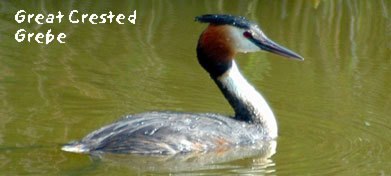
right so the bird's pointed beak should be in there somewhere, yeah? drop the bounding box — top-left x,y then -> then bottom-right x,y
251,35 -> 304,61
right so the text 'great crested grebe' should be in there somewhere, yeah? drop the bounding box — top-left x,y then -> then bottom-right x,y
62,14 -> 303,155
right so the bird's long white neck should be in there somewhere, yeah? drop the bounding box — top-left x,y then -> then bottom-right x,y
214,61 -> 277,139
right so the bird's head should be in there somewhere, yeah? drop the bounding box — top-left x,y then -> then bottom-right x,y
195,14 -> 303,77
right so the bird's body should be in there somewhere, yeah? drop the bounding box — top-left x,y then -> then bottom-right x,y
62,14 -> 303,155
62,111 -> 266,154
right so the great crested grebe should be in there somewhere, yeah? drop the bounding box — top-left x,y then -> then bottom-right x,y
62,14 -> 303,155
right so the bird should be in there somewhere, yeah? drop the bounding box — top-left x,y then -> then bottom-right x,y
61,14 -> 303,155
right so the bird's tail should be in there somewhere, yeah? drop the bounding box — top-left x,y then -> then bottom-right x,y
61,141 -> 90,153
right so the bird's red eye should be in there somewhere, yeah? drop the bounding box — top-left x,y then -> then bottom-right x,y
243,31 -> 252,38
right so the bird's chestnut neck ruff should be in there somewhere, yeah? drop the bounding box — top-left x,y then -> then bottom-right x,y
196,24 -> 235,78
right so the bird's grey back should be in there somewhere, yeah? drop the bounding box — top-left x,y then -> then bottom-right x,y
77,111 -> 266,154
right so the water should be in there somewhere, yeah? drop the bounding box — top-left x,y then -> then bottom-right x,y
0,0 -> 390,175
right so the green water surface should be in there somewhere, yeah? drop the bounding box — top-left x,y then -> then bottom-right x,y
0,0 -> 390,175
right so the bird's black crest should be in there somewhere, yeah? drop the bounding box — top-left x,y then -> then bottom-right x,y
195,14 -> 254,29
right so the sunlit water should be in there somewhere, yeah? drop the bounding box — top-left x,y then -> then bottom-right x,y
0,0 -> 390,175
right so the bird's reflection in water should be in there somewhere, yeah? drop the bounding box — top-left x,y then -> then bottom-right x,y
94,140 -> 276,174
